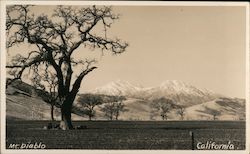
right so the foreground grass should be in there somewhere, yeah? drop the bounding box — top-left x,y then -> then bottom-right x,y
6,120 -> 245,150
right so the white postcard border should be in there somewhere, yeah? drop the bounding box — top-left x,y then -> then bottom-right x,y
0,1 -> 249,154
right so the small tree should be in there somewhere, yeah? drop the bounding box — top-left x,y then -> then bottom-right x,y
101,102 -> 115,120
113,96 -> 127,120
77,94 -> 102,120
211,110 -> 221,120
151,97 -> 175,120
205,107 -> 221,120
101,96 -> 127,120
31,71 -> 58,121
176,106 -> 185,120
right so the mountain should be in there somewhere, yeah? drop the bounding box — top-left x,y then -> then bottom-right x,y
6,79 -> 245,121
91,80 -> 143,96
87,80 -> 245,120
144,80 -> 221,107
90,80 -> 221,107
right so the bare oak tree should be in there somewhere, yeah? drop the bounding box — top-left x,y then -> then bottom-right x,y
151,97 -> 175,120
211,110 -> 221,120
35,72 -> 58,121
101,102 -> 115,120
77,94 -> 102,120
176,106 -> 185,120
113,96 -> 127,120
101,96 -> 127,120
6,5 -> 128,129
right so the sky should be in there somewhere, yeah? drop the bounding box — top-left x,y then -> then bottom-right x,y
6,5 -> 247,98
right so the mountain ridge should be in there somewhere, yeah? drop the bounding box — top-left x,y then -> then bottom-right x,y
89,80 -> 222,107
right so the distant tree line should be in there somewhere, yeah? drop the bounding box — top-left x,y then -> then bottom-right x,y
78,95 -> 187,121
150,97 -> 186,120
77,94 -> 128,121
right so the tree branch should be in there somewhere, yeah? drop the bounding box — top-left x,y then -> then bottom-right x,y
69,60 -> 97,101
64,58 -> 73,94
86,33 -> 128,54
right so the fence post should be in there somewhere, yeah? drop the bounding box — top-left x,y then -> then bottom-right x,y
189,131 -> 194,150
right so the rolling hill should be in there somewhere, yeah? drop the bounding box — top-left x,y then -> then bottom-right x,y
5,79 -> 245,121
6,80 -> 83,120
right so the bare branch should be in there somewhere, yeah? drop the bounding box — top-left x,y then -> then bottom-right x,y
86,33 -> 128,54
70,60 -> 97,96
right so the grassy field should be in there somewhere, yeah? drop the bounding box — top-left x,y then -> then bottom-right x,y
6,120 -> 245,150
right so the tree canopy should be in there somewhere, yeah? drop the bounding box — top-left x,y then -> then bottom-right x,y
77,93 -> 103,120
151,97 -> 177,120
6,5 -> 128,98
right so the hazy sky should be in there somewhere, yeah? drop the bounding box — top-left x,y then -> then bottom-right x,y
7,5 -> 247,98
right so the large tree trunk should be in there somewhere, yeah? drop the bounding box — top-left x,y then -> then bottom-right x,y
58,65 -> 97,130
60,99 -> 74,130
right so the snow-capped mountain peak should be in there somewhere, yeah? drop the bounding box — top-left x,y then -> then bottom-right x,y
89,80 -> 220,106
90,80 -> 143,96
160,80 -> 191,90
158,80 -> 209,96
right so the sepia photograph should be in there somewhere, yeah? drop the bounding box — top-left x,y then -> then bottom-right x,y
0,1 -> 249,153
